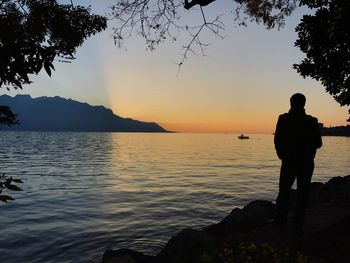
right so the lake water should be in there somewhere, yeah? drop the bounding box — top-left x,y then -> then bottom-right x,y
0,132 -> 349,262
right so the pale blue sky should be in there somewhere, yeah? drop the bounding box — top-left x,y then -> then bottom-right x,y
2,0 -> 349,132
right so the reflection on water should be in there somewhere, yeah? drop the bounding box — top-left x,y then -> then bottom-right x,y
0,132 -> 349,262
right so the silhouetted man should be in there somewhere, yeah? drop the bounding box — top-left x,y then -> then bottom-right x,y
274,93 -> 322,234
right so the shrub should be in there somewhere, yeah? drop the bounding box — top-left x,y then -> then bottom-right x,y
220,241 -> 308,263
0,173 -> 22,203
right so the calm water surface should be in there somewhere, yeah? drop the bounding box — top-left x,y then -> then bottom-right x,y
0,132 -> 349,262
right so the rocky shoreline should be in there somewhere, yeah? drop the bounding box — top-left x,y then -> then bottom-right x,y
102,175 -> 350,263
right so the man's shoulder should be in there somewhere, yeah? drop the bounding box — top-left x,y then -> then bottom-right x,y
306,114 -> 318,123
278,113 -> 289,119
277,113 -> 290,123
278,113 -> 319,125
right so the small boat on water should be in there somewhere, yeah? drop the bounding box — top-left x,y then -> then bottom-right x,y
238,134 -> 249,140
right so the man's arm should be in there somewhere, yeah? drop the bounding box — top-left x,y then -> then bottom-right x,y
308,117 -> 322,159
274,115 -> 285,159
313,117 -> 322,149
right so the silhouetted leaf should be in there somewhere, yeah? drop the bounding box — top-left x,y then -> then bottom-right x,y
5,184 -> 22,191
44,61 -> 52,77
5,177 -> 12,185
0,195 -> 15,203
0,105 -> 18,126
12,179 -> 23,183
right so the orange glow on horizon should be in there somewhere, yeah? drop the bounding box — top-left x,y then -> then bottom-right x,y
159,119 -> 277,134
155,108 -> 349,133
160,113 -> 349,133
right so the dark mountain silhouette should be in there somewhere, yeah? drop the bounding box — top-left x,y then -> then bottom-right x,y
0,95 -> 168,132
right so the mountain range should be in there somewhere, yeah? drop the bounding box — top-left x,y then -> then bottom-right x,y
0,94 -> 168,132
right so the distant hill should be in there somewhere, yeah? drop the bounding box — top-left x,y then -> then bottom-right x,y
0,95 -> 168,132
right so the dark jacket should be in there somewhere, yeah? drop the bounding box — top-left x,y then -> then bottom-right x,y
274,109 -> 322,161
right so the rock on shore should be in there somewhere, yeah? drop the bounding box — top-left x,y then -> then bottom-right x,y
102,175 -> 350,263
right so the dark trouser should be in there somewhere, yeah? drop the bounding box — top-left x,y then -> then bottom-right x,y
275,159 -> 314,229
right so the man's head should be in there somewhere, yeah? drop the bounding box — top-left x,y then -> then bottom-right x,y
290,93 -> 306,110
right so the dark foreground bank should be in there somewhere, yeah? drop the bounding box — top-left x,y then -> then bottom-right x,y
102,175 -> 350,263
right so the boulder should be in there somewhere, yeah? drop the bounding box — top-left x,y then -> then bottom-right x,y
155,228 -> 222,263
326,175 -> 350,201
102,248 -> 155,263
289,175 -> 350,208
204,200 -> 275,237
308,182 -> 331,206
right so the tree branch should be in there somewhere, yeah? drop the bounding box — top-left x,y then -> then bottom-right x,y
184,0 -> 216,10
177,7 -> 224,73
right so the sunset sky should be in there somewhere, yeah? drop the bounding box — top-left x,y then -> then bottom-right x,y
3,0 -> 349,133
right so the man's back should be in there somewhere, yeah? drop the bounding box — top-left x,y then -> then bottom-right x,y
274,111 -> 322,161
